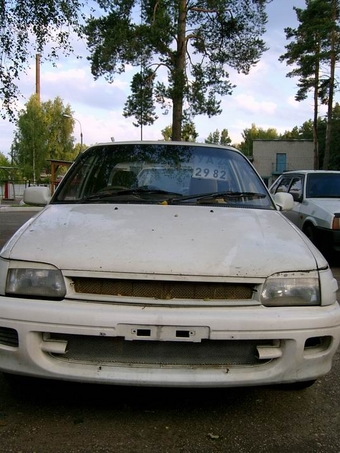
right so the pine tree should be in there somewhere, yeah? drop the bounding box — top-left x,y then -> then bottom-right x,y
1,0 -> 83,118
85,0 -> 268,140
279,0 -> 340,169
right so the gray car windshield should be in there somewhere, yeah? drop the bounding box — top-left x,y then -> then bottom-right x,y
53,143 -> 274,209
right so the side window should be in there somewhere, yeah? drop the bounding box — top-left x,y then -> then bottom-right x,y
274,177 -> 292,194
289,177 -> 303,201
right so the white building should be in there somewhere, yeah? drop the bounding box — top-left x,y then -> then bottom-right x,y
252,139 -> 314,186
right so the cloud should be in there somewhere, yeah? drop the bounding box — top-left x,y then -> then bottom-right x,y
38,64 -> 130,111
288,96 -> 299,108
0,0 -> 338,157
233,94 -> 277,115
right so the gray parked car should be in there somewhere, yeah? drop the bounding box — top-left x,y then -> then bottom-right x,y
269,170 -> 340,259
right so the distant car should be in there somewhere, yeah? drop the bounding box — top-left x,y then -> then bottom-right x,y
0,142 -> 340,390
269,170 -> 340,258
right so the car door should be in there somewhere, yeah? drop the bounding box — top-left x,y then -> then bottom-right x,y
270,174 -> 305,229
284,176 -> 305,228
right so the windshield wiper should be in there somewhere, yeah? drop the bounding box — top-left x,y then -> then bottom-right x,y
78,188 -> 182,203
116,188 -> 182,196
167,191 -> 267,204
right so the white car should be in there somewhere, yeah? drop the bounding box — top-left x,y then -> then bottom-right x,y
269,170 -> 340,259
0,142 -> 339,389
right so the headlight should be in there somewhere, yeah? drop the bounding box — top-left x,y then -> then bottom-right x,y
261,271 -> 320,306
6,268 -> 66,299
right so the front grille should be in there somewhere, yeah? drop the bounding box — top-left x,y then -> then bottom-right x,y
49,333 -> 270,366
72,278 -> 254,300
0,327 -> 19,347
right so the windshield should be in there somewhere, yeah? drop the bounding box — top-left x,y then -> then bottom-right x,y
53,143 -> 274,209
306,173 -> 340,198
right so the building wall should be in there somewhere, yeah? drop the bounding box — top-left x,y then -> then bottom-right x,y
252,140 -> 314,186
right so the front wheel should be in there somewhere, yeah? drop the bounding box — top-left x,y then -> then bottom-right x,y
303,223 -> 317,246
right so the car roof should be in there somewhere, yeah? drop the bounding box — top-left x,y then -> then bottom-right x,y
283,170 -> 340,175
88,140 -> 239,152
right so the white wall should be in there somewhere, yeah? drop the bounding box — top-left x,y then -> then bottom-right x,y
252,140 -> 314,186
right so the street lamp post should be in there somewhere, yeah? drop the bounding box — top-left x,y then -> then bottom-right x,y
33,146 -> 36,185
63,114 -> 83,151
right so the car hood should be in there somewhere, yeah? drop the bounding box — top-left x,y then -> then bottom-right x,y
1,204 -> 325,278
307,198 -> 340,214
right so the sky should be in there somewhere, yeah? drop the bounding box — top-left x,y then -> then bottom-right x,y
0,0 -> 329,158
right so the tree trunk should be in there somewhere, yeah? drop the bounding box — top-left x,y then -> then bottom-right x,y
171,0 -> 187,141
313,54 -> 319,170
323,0 -> 337,170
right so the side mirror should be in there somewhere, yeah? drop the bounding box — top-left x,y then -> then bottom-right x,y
273,192 -> 294,211
23,186 -> 51,206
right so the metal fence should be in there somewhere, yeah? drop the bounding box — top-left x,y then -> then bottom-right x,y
0,180 -> 34,201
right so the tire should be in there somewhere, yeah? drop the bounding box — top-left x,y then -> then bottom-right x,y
303,223 -> 317,246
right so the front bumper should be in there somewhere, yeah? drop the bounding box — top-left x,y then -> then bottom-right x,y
316,227 -> 340,254
0,296 -> 340,387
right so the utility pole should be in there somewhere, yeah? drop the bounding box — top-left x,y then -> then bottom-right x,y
32,53 -> 41,185
36,54 -> 41,102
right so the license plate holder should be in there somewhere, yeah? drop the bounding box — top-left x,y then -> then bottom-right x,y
116,324 -> 210,342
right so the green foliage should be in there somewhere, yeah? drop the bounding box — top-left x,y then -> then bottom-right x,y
205,129 -> 232,146
161,125 -> 172,141
123,68 -> 158,126
11,95 -> 77,182
0,152 -> 10,167
279,0 -> 337,102
280,126 -> 305,140
220,129 -> 232,146
315,103 -> 340,169
238,124 -> 280,155
1,0 -> 84,119
328,103 -> 340,168
0,153 -> 14,183
280,121 -> 316,141
85,0 -> 268,140
161,120 -> 198,142
182,121 -> 199,143
279,0 -> 340,169
73,143 -> 85,157
260,103 -> 340,169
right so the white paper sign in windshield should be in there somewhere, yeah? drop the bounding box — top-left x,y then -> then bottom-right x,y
192,155 -> 229,181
